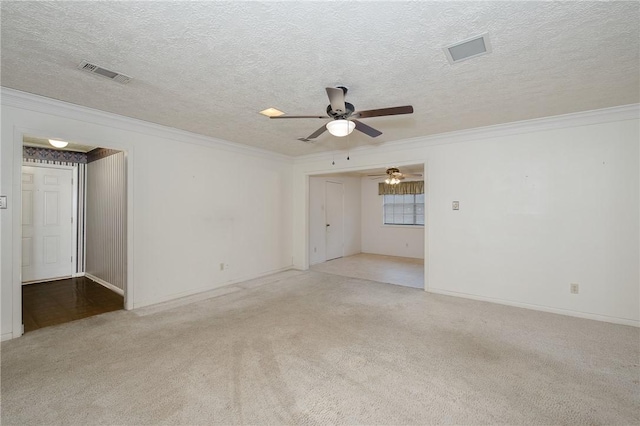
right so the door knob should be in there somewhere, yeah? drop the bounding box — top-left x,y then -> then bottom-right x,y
326,224 -> 330,227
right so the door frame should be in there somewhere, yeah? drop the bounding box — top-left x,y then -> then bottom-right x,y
11,126 -> 135,339
21,162 -> 79,284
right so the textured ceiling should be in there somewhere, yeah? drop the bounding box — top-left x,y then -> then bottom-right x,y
2,2 -> 638,157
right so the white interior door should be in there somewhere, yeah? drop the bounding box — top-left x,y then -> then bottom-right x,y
22,166 -> 74,283
325,181 -> 344,261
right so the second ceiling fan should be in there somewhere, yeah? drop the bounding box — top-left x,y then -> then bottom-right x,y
368,167 -> 423,185
271,86 -> 414,142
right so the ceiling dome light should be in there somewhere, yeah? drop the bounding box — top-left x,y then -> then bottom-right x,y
48,139 -> 68,148
326,119 -> 355,137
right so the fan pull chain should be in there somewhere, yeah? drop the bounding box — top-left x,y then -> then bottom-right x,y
346,122 -> 351,160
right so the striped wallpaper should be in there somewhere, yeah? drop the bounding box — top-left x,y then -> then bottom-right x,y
85,151 -> 127,292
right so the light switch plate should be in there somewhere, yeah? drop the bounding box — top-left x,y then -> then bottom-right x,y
0,196 -> 7,209
452,201 -> 459,210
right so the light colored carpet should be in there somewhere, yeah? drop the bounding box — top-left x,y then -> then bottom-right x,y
1,270 -> 638,425
311,253 -> 424,288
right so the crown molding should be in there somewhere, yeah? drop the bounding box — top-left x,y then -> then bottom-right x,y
1,87 -> 293,163
295,103 -> 640,164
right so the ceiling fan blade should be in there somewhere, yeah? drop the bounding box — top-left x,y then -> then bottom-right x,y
354,105 -> 414,119
298,124 -> 328,142
270,115 -> 326,119
403,173 -> 423,177
353,119 -> 382,138
326,87 -> 347,114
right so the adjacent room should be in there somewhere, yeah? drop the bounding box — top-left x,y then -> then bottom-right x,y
1,2 -> 638,425
309,165 -> 425,288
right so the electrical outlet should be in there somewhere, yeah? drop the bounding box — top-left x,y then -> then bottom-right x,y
0,196 -> 7,209
452,201 -> 460,210
314,247 -> 317,253
220,263 -> 225,271
570,283 -> 579,294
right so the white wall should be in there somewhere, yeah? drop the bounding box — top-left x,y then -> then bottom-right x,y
360,176 -> 424,259
1,89 -> 293,340
293,106 -> 640,326
309,175 -> 361,265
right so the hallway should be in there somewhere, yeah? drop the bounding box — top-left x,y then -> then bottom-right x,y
22,277 -> 123,332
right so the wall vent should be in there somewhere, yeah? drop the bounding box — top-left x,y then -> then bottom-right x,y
77,60 -> 132,84
443,33 -> 492,64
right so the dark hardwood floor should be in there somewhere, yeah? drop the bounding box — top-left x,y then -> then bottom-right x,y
22,276 -> 124,332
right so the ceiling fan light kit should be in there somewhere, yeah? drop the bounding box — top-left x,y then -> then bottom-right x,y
385,177 -> 402,185
370,167 -> 423,185
326,119 -> 355,137
270,86 -> 414,142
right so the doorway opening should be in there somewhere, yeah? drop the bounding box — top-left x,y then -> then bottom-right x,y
21,135 -> 126,332
307,164 -> 426,289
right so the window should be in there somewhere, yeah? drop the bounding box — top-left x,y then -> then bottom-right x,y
383,193 -> 424,226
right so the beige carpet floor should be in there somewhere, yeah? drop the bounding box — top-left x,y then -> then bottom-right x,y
1,270 -> 638,425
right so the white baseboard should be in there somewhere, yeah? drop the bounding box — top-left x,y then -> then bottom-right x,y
85,273 -> 125,296
133,265 -> 294,309
72,272 -> 86,278
427,287 -> 639,328
1,332 -> 14,342
22,276 -> 72,285
134,286 -> 243,317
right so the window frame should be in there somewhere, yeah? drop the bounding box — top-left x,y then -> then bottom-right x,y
382,193 -> 425,227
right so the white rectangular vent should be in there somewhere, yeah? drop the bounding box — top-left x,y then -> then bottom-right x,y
443,33 -> 492,64
77,60 -> 132,84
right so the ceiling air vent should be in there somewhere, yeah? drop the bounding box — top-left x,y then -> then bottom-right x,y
443,33 -> 492,64
77,60 -> 132,84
